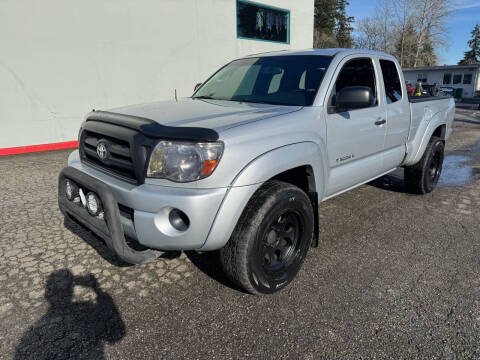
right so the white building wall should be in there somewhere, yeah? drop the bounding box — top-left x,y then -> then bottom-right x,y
403,68 -> 479,97
0,0 -> 313,148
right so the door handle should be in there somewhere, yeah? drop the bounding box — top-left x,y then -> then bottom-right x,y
375,119 -> 386,126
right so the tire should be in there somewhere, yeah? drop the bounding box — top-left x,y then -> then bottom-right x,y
404,136 -> 444,194
220,180 -> 314,294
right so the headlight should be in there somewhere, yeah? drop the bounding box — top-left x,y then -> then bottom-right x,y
146,141 -> 224,182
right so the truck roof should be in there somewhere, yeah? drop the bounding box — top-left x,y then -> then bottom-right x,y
245,48 -> 396,60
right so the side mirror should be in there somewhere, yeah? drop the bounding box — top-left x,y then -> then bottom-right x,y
194,83 -> 202,92
336,86 -> 374,112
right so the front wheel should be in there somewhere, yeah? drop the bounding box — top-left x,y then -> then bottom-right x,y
220,180 -> 314,294
404,136 -> 444,194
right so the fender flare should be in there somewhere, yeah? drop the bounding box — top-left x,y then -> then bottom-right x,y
201,142 -> 326,251
231,141 -> 325,191
403,112 -> 447,166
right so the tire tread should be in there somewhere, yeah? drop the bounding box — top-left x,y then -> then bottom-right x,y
220,180 -> 312,294
404,136 -> 443,194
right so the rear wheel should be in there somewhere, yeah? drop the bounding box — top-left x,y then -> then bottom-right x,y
404,136 -> 444,194
220,180 -> 314,294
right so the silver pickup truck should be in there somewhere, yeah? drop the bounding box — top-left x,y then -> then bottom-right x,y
59,49 -> 455,294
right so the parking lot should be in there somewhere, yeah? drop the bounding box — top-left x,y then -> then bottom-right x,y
1,106 -> 480,359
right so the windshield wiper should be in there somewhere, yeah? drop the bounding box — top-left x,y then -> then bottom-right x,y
232,98 -> 266,104
232,98 -> 285,105
192,95 -> 217,100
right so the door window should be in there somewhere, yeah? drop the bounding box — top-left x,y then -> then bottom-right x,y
329,57 -> 377,113
380,60 -> 402,104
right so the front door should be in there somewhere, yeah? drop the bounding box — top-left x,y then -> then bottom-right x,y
325,56 -> 387,196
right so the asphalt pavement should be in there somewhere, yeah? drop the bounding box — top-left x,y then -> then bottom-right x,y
1,106 -> 480,359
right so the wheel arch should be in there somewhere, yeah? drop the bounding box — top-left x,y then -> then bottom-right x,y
201,142 -> 325,251
404,112 -> 448,166
268,165 -> 319,247
231,142 -> 325,194
432,124 -> 446,140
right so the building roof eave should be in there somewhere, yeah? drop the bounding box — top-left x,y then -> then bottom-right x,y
403,64 -> 480,72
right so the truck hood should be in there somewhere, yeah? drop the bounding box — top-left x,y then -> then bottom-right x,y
109,98 -> 302,133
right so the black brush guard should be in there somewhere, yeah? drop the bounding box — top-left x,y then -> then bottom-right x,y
58,166 -> 160,264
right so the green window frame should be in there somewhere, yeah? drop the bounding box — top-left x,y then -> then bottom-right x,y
236,0 -> 290,44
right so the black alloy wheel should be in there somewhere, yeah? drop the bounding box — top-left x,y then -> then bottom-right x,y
404,136 -> 444,194
220,180 -> 314,294
257,211 -> 302,274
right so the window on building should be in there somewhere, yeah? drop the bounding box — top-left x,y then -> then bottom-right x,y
380,60 -> 402,104
463,74 -> 472,84
417,73 -> 427,83
453,74 -> 462,84
237,0 -> 290,43
443,73 -> 452,85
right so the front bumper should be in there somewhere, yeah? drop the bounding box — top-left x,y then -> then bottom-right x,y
59,167 -> 160,264
59,161 -> 227,264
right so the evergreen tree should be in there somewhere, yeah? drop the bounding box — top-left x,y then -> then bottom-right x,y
458,24 -> 480,65
394,22 -> 417,67
314,0 -> 354,48
395,27 -> 436,67
335,0 -> 354,48
418,32 -> 437,66
314,0 -> 338,48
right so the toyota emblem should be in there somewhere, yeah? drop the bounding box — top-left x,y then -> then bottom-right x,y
96,142 -> 108,160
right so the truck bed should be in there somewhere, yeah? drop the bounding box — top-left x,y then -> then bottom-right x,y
403,95 -> 455,166
408,95 -> 453,103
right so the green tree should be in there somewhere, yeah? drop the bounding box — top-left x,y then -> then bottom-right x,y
458,24 -> 480,65
417,32 -> 437,66
314,0 -> 354,48
335,0 -> 354,47
394,21 -> 417,67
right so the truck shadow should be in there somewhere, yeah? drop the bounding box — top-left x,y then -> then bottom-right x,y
14,269 -> 125,360
367,168 -> 408,194
64,215 -> 183,265
63,215 -> 132,267
185,251 -> 248,294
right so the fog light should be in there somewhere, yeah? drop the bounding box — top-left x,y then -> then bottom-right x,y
86,192 -> 102,216
168,208 -> 190,231
65,179 -> 79,201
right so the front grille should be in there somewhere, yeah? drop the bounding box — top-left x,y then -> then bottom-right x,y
78,118 -> 153,184
82,131 -> 136,181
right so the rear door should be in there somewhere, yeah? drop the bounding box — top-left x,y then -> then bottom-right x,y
324,55 -> 387,196
378,58 -> 411,171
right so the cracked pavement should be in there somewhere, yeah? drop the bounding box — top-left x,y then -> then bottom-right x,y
1,106 -> 480,359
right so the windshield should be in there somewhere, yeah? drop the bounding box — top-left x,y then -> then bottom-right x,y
192,55 -> 333,106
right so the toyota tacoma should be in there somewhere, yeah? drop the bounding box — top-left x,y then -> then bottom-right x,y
59,49 -> 455,294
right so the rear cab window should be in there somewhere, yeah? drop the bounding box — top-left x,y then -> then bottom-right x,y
379,59 -> 403,104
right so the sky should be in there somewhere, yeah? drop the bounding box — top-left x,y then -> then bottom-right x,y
347,0 -> 480,65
